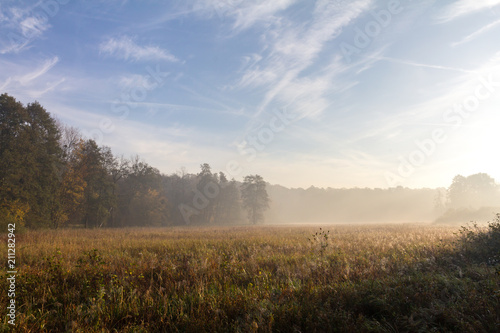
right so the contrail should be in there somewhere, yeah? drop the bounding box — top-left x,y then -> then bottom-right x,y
452,19 -> 500,47
377,56 -> 478,74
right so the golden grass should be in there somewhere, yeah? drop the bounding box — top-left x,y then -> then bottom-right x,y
1,223 -> 498,332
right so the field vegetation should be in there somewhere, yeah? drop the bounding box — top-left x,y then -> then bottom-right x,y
1,222 -> 499,332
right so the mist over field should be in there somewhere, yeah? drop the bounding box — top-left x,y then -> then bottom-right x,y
265,174 -> 500,225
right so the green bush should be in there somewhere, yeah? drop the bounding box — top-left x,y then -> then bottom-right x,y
456,213 -> 500,266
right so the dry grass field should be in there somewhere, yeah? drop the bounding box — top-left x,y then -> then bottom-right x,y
1,223 -> 499,332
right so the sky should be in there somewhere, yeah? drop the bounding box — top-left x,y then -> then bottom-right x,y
1,0 -> 500,189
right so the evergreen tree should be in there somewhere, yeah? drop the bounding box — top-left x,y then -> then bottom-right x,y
162,170 -> 196,226
241,175 -> 270,224
195,163 -> 218,224
76,140 -> 115,228
215,173 -> 243,224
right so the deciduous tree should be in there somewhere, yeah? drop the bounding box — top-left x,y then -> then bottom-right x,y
0,94 -> 63,228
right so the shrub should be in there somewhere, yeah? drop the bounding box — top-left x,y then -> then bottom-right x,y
456,213 -> 500,266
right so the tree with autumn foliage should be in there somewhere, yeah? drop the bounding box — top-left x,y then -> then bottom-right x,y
0,93 -> 258,228
115,156 -> 170,226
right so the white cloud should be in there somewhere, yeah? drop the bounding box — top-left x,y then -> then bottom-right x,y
237,0 -> 373,120
0,4 -> 51,54
270,74 -> 332,119
0,77 -> 12,91
116,74 -> 158,90
437,0 -> 500,23
194,0 -> 297,32
237,67 -> 277,88
46,103 -> 237,175
0,56 -> 62,99
230,0 -> 296,31
20,16 -> 49,39
99,36 -> 178,62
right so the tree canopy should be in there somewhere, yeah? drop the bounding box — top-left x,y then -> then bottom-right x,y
241,175 -> 270,224
0,94 -> 62,228
0,94 -> 249,228
447,173 -> 499,209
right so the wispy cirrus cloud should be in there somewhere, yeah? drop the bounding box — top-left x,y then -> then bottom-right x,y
436,0 -> 500,23
47,102 -> 236,173
0,6 -> 51,54
193,0 -> 297,32
116,73 -> 160,90
0,56 -> 63,99
19,15 -> 49,39
237,0 -> 373,120
18,56 -> 59,85
99,35 -> 178,62
228,0 -> 297,31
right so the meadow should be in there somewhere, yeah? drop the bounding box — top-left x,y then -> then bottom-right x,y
1,223 -> 499,332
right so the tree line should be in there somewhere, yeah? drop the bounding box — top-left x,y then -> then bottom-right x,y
0,94 -> 269,229
2,93 -> 497,229
434,173 -> 500,223
263,173 -> 500,224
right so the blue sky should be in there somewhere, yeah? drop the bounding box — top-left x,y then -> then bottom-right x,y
1,0 -> 500,189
